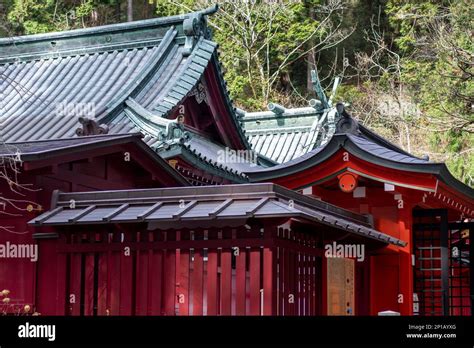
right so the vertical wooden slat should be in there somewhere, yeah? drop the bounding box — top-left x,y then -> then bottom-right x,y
249,248 -> 261,315
283,244 -> 290,315
136,242 -> 149,315
69,253 -> 82,316
120,235 -> 133,315
206,229 -> 218,315
296,233 -> 302,316
220,229 -> 232,315
56,235 -> 67,315
206,251 -> 218,315
221,247 -> 232,315
278,243 -> 285,315
263,247 -> 276,315
84,253 -> 95,316
97,251 -> 108,315
191,248 -> 204,315
109,249 -> 120,315
305,253 -> 311,316
301,252 -> 306,316
149,248 -> 163,315
146,231 -> 153,315
163,231 -> 176,316
288,230 -> 295,316
287,250 -> 293,316
312,235 -> 318,315
179,231 -> 190,316
284,229 -> 294,316
235,245 -> 246,315
174,231 -> 181,315
149,231 -> 163,315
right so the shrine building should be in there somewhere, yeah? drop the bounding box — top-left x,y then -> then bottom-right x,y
0,5 -> 472,316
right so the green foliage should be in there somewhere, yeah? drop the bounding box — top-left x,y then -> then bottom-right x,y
386,0 -> 473,185
7,0 -> 58,34
1,0 -> 472,185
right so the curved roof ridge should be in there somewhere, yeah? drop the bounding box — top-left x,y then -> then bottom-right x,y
0,5 -> 218,64
357,122 -> 425,160
0,5 -> 218,45
244,131 -> 474,200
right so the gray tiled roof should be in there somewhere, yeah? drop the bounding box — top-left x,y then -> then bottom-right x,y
242,107 -> 326,163
0,133 -> 189,184
0,5 -> 250,160
243,120 -> 474,199
0,133 -> 139,157
156,133 -> 259,182
347,133 -> 429,164
29,183 -> 406,247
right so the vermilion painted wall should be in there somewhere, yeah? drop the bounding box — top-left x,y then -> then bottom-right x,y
0,151 -> 175,315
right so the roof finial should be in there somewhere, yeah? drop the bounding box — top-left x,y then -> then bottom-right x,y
310,69 -> 329,109
267,102 -> 286,126
75,117 -> 109,136
200,4 -> 219,16
183,5 -> 217,56
310,69 -> 341,110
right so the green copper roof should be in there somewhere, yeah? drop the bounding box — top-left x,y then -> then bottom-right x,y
241,103 -> 341,163
0,4 -> 249,149
240,70 -> 343,163
0,5 -> 257,181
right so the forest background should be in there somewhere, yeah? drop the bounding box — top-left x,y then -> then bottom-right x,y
0,0 -> 472,185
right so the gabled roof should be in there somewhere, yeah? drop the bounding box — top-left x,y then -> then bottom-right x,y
156,132 -> 263,183
244,114 -> 474,201
112,102 -> 270,182
28,183 -> 406,247
0,133 -> 189,186
240,70 -> 342,163
0,133 -> 136,159
241,106 -> 324,163
0,5 -> 250,150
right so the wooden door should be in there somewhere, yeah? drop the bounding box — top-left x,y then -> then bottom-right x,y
327,258 -> 355,315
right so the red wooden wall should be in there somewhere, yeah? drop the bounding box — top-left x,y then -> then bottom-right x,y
43,226 -> 322,316
0,150 -> 178,314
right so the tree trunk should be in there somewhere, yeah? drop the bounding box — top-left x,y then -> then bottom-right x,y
115,0 -> 121,22
127,0 -> 133,22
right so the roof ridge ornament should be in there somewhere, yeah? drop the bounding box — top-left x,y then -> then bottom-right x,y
75,117 -> 109,136
267,102 -> 286,126
335,103 -> 359,135
159,115 -> 191,143
183,5 -> 217,56
187,80 -> 209,105
310,69 -> 329,110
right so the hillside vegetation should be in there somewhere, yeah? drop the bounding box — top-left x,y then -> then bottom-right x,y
1,0 -> 472,185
